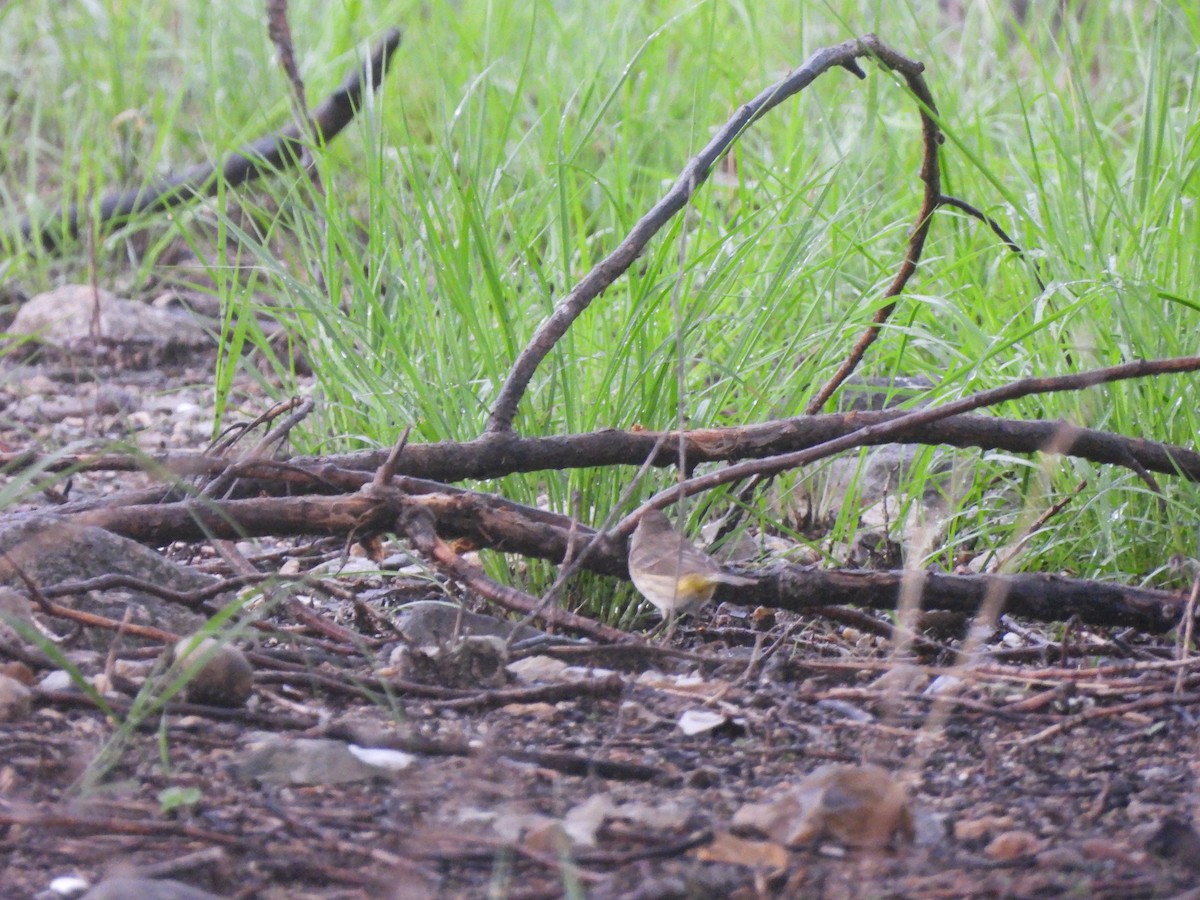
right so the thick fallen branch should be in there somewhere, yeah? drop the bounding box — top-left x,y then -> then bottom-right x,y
66,488 -> 623,571
16,28 -> 402,251
7,405 -> 1200,492
58,486 -> 1188,633
760,565 -> 1184,634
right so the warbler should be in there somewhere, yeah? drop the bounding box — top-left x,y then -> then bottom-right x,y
628,508 -> 755,622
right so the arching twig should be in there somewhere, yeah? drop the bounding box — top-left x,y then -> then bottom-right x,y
803,39 -> 943,414
485,35 -> 943,435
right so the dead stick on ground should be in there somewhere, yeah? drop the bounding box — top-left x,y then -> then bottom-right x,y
17,28 -> 401,251
0,807 -> 244,847
1175,571 -> 1200,694
7,406 -> 1200,489
1013,691 -> 1200,746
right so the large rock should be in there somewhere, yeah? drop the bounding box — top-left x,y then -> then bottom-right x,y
8,284 -> 209,360
0,517 -> 213,645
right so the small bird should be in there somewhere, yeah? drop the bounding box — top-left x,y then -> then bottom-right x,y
628,508 -> 755,625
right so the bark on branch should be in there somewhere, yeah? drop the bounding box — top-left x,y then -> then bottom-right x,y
9,407 -> 1197,491
59,487 -> 1188,634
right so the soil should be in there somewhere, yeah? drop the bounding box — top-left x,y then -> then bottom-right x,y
2,347 -> 1199,900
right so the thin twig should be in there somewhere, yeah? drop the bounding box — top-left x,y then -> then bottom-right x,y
937,193 -> 1047,291
989,478 -> 1088,573
626,356 -> 1200,530
373,426 -> 413,490
393,501 -> 630,643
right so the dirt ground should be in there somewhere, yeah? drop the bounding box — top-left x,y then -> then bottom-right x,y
2,348 -> 1200,899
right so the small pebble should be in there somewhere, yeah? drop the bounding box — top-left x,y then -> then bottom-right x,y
0,673 -> 33,722
171,636 -> 254,708
984,830 -> 1042,861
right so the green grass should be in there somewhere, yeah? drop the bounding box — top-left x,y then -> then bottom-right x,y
3,0 -> 1199,599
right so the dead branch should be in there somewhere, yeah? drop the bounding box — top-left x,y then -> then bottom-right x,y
266,0 -> 318,152
635,355 -> 1200,521
50,486 -> 1188,633
804,40 -> 943,414
393,500 -> 629,643
8,405 -> 1200,493
1013,691 -> 1200,746
485,34 -> 941,434
937,194 -> 1046,291
759,564 -> 1184,633
424,674 -> 625,711
0,805 -> 243,847
16,28 -> 401,251
32,572 -> 266,609
31,595 -> 180,644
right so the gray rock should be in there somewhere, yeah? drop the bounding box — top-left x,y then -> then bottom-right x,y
170,637 -> 254,708
803,443 -> 940,520
0,673 -> 32,721
0,586 -> 38,646
79,877 -> 223,900
0,518 -> 214,645
837,375 -> 934,412
8,285 -> 209,357
391,634 -> 510,689
236,736 -> 412,785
